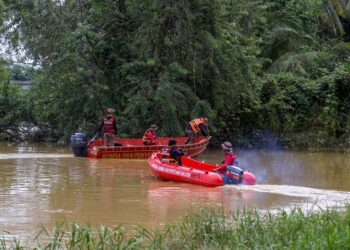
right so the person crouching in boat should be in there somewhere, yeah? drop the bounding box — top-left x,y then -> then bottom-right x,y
218,141 -> 243,184
143,124 -> 158,145
184,117 -> 209,144
162,139 -> 184,166
96,108 -> 117,147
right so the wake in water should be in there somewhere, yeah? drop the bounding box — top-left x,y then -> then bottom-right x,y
0,153 -> 73,160
229,184 -> 350,212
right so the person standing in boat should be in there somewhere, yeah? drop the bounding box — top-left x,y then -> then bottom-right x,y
96,108 -> 117,147
184,117 -> 208,144
143,124 -> 158,145
162,139 -> 184,166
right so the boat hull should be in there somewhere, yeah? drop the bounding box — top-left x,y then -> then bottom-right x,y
148,153 -> 224,187
86,136 -> 209,159
148,152 -> 256,187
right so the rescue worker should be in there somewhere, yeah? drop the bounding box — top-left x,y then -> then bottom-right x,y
218,141 -> 243,184
162,139 -> 184,166
184,117 -> 208,144
143,124 -> 158,145
221,141 -> 237,167
96,108 -> 117,147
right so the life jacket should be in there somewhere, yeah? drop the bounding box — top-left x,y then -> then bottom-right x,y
143,129 -> 156,144
189,118 -> 203,134
224,151 -> 237,166
103,117 -> 115,133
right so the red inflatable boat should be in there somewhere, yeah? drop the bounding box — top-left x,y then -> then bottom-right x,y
86,136 -> 210,159
148,152 -> 256,187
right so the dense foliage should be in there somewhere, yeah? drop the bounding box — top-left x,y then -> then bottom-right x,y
1,0 -> 350,148
0,60 -> 33,140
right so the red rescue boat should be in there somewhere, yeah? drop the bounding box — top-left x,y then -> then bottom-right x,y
86,136 -> 210,159
148,152 -> 256,187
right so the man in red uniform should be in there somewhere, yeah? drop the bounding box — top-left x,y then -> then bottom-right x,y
184,117 -> 208,144
143,124 -> 158,145
96,108 -> 117,147
217,141 -> 243,184
221,141 -> 237,167
215,141 -> 237,174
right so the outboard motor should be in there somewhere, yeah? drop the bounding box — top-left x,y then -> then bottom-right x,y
225,165 -> 244,184
70,132 -> 87,157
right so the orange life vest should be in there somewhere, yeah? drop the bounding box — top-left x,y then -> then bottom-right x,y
189,118 -> 203,134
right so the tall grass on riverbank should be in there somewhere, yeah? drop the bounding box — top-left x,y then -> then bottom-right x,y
2,206 -> 350,249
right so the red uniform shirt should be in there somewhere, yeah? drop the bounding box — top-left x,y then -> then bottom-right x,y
217,151 -> 237,174
143,129 -> 156,144
223,151 -> 237,166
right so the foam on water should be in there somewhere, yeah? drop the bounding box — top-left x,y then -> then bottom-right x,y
228,184 -> 350,212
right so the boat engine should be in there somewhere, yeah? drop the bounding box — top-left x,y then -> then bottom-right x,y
70,132 -> 87,157
225,165 -> 244,184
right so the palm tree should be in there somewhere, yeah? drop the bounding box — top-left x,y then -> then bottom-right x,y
267,51 -> 327,76
323,0 -> 350,36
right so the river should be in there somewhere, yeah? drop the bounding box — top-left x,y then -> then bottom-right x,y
1,142 -> 350,239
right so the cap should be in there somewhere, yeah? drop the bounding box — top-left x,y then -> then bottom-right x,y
150,124 -> 158,129
221,141 -> 232,150
168,139 -> 177,146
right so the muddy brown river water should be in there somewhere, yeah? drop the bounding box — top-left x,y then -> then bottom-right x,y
0,142 -> 350,238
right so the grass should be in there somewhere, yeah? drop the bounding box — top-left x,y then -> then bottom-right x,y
1,205 -> 350,249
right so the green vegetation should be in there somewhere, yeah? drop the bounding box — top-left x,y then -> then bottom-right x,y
0,0 -> 350,149
0,61 -> 33,140
2,206 -> 350,249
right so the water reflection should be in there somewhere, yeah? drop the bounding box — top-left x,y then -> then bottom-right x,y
146,182 -> 302,225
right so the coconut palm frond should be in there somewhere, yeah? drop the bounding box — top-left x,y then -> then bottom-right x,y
270,16 -> 304,32
272,25 -> 315,43
268,52 -> 328,76
264,28 -> 313,60
329,0 -> 350,19
263,14 -> 316,60
323,0 -> 350,36
324,2 -> 345,36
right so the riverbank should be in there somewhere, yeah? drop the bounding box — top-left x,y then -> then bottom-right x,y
2,206 -> 350,249
2,129 -> 350,153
